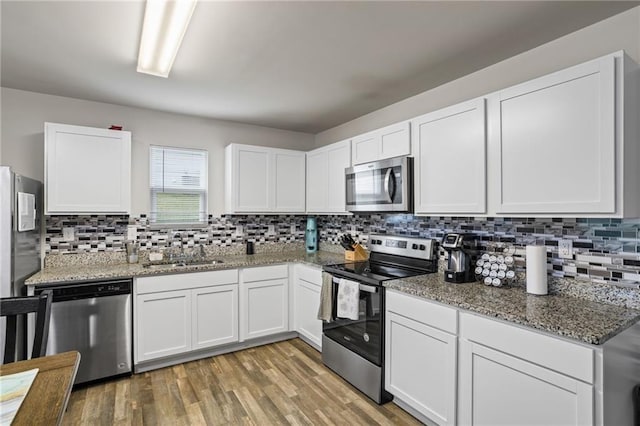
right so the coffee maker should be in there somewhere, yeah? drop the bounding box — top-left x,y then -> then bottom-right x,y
442,233 -> 477,283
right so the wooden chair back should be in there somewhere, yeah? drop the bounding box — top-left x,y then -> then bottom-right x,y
1,289 -> 53,364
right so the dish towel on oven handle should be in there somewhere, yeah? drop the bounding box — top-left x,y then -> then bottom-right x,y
337,278 -> 360,320
317,272 -> 333,322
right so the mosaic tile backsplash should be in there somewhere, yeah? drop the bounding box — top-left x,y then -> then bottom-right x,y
45,214 -> 640,289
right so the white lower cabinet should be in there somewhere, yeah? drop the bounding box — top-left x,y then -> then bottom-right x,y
459,340 -> 593,426
385,290 -> 458,426
293,264 -> 323,349
136,289 -> 192,362
240,265 -> 289,341
458,312 -> 595,426
191,284 -> 238,350
134,269 -> 239,364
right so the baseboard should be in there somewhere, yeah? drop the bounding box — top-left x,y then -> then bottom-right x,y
134,331 -> 298,373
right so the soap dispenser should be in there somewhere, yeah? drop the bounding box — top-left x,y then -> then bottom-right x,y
305,218 -> 317,253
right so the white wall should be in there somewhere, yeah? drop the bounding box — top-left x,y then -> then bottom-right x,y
315,6 -> 640,147
0,88 -> 314,216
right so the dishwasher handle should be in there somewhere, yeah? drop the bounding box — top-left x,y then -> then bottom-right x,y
35,279 -> 132,302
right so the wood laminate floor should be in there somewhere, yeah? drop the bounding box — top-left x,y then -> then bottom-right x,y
63,339 -> 422,425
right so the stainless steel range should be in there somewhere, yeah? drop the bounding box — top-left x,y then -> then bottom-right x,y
322,234 -> 437,404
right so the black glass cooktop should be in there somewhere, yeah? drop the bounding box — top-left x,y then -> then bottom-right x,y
323,260 -> 428,285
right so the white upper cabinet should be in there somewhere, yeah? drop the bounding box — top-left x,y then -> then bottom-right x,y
227,145 -> 271,212
489,51 -> 639,216
274,150 -> 306,212
44,122 -> 131,214
225,144 -> 305,214
306,139 -> 351,214
351,121 -> 410,165
412,98 -> 486,215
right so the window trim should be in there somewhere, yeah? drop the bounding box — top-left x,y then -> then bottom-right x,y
149,144 -> 209,227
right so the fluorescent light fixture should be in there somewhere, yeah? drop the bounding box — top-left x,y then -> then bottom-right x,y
137,0 -> 197,78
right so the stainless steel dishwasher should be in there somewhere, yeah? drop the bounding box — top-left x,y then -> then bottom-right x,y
35,279 -> 132,384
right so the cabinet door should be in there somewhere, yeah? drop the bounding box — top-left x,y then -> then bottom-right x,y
385,311 -> 457,425
233,145 -> 271,212
45,122 -> 131,214
136,290 -> 191,362
306,139 -> 351,213
241,278 -> 289,341
294,278 -> 322,348
306,150 -> 329,212
379,121 -> 411,160
326,140 -> 351,212
352,133 -> 380,165
413,99 -> 486,214
191,284 -> 238,350
273,150 -> 306,212
459,340 -> 594,426
495,55 -> 615,214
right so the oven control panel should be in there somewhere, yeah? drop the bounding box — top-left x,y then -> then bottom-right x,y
368,234 -> 436,260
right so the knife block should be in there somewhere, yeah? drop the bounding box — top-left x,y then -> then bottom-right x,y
345,244 -> 369,262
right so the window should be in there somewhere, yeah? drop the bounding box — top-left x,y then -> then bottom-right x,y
150,146 -> 208,225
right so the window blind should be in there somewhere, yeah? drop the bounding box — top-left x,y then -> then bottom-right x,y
149,146 -> 208,224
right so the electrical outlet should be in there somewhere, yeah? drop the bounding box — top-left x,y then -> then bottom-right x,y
350,225 -> 357,235
127,225 -> 137,241
290,224 -> 296,234
235,225 -> 244,237
62,227 -> 75,242
268,224 -> 275,235
558,239 -> 573,259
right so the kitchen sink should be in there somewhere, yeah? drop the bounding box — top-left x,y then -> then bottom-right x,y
142,259 -> 224,269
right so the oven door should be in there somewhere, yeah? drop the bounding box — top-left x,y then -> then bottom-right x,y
322,277 -> 384,366
345,156 -> 412,212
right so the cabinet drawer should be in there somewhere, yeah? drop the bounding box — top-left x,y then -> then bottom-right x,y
386,290 -> 457,335
136,269 -> 239,294
296,265 -> 322,286
243,264 -> 288,282
460,313 -> 594,383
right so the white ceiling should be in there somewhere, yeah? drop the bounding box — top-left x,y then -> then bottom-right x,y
1,1 -> 637,134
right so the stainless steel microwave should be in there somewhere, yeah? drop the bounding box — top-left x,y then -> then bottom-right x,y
345,156 -> 413,213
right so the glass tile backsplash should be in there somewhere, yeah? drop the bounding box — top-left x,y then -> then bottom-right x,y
45,214 -> 640,288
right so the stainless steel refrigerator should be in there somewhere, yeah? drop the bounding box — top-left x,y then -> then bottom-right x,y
0,166 -> 43,361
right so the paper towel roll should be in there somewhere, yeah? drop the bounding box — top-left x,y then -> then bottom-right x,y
526,245 -> 548,295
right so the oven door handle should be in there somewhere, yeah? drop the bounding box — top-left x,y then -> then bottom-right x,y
359,283 -> 378,293
331,277 -> 379,294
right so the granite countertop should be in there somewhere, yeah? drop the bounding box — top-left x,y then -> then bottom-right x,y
384,274 -> 640,345
26,250 -> 345,286
28,249 -> 640,346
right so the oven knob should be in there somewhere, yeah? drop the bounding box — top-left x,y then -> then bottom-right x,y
419,244 -> 426,250
412,244 -> 418,250
363,333 -> 370,343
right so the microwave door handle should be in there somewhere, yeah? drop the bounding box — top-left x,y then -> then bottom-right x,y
383,168 -> 393,202
383,168 -> 396,202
